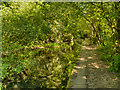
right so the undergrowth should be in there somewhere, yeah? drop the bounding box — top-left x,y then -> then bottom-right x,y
98,41 -> 120,76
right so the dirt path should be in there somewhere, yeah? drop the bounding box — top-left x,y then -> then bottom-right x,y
68,39 -> 120,89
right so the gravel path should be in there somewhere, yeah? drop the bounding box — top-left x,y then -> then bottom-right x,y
68,39 -> 120,89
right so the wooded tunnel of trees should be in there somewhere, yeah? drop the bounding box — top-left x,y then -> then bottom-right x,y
2,2 -> 120,88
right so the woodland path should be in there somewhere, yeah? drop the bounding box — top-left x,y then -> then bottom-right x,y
68,39 -> 120,89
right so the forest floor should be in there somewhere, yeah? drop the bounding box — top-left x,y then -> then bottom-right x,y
68,39 -> 120,89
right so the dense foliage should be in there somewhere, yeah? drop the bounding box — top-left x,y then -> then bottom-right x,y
2,2 -> 83,88
2,2 -> 120,89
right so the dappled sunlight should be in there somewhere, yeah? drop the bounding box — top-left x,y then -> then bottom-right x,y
88,61 -> 109,69
112,77 -> 118,81
78,57 -> 87,61
72,65 -> 86,75
69,40 -> 120,88
85,45 -> 119,88
87,56 -> 93,59
72,69 -> 78,75
69,39 -> 120,88
91,62 -> 100,68
75,65 -> 86,69
2,1 -> 120,89
82,76 -> 87,79
82,46 -> 97,50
